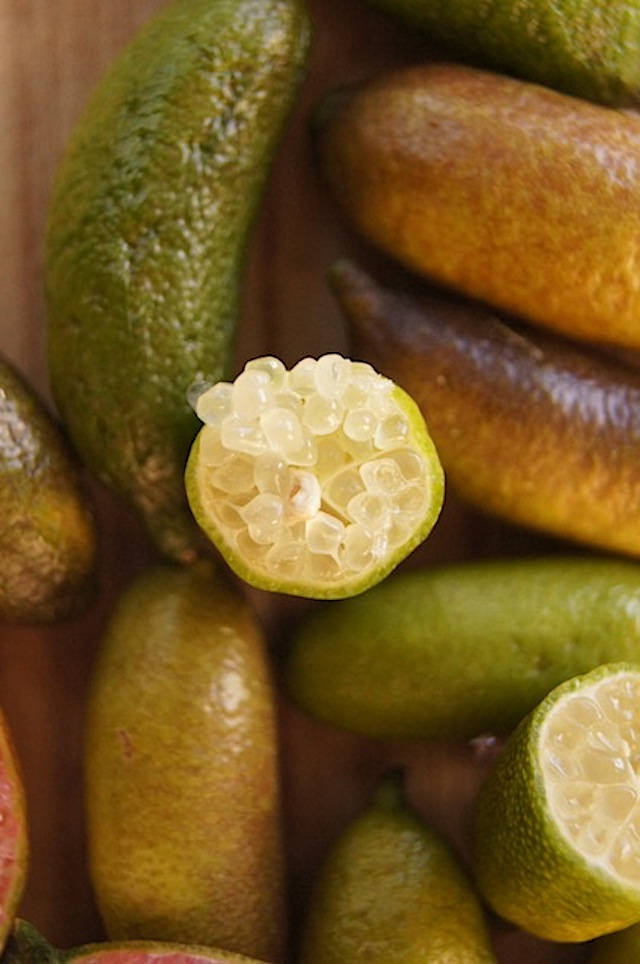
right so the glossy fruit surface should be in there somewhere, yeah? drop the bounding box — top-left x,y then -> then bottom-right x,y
363,0 -> 640,105
0,353 -> 95,622
286,555 -> 640,742
45,0 -> 311,563
185,354 -> 444,598
333,259 -> 640,558
473,664 -> 640,941
85,562 -> 285,961
473,663 -> 640,942
299,772 -> 496,962
317,63 -> 640,350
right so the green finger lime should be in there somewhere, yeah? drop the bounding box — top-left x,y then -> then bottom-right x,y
472,663 -> 640,942
184,354 -> 444,599
363,0 -> 640,106
299,772 -> 496,963
45,0 -> 311,563
285,556 -> 640,741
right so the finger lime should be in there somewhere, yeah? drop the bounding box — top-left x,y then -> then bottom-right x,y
332,259 -> 640,559
316,63 -> 640,350
286,556 -> 640,741
362,0 -> 640,106
85,562 -> 286,961
184,354 -> 444,598
299,772 -> 496,963
472,663 -> 640,941
45,0 -> 311,563
0,353 -> 95,622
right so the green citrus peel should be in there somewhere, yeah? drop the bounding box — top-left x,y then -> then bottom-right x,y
473,663 -> 640,942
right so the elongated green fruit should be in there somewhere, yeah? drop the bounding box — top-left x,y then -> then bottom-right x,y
316,64 -> 640,350
0,353 -> 95,622
363,0 -> 640,105
299,773 -> 496,963
332,259 -> 640,558
286,556 -> 640,742
85,562 -> 286,961
45,0 -> 311,563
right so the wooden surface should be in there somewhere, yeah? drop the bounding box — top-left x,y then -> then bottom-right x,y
0,0 -> 593,960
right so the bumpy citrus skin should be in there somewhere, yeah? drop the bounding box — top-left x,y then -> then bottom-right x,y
364,0 -> 640,105
299,773 -> 496,963
317,63 -> 640,350
472,664 -> 640,942
0,353 -> 95,622
45,0 -> 311,563
185,355 -> 444,599
85,563 -> 286,962
286,556 -> 640,742
333,259 -> 640,559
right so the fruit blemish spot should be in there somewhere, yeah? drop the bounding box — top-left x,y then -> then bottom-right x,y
189,354 -> 432,588
541,672 -> 640,883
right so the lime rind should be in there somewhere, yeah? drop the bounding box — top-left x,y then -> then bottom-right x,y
184,355 -> 444,599
473,663 -> 640,942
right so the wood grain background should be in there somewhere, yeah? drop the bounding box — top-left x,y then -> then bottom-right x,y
0,1 -> 591,960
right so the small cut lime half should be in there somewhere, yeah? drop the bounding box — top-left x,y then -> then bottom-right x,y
184,354 -> 444,598
473,663 -> 640,942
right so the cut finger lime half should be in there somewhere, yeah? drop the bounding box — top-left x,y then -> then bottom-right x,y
473,663 -> 640,942
184,354 -> 444,598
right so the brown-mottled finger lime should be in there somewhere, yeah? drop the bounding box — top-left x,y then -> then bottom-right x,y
333,258 -> 640,560
184,354 -> 444,598
473,663 -> 640,942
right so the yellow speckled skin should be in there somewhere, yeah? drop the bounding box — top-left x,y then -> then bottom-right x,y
299,774 -> 496,963
0,353 -> 95,622
333,259 -> 640,559
317,63 -> 640,350
85,562 -> 286,962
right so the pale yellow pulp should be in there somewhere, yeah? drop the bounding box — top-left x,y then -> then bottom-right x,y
541,672 -> 640,884
190,355 -> 432,586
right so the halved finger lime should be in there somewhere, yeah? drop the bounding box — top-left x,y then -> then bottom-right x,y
184,355 -> 444,598
472,663 -> 640,942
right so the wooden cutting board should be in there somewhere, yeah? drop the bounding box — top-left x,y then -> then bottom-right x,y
0,1 -> 590,960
